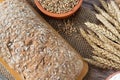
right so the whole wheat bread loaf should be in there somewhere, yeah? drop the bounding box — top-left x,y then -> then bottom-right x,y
0,0 -> 88,80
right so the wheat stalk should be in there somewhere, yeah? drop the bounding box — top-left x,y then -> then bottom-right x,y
107,0 -> 118,20
85,22 -> 120,44
81,0 -> 120,70
80,28 -> 120,57
94,4 -> 120,32
80,28 -> 95,46
92,30 -> 120,50
96,14 -> 120,38
87,28 -> 120,50
84,58 -> 109,69
80,29 -> 120,63
99,0 -> 109,12
92,45 -> 120,64
92,56 -> 120,69
109,0 -> 120,22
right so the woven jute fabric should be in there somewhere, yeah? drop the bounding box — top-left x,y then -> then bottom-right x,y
26,0 -> 117,80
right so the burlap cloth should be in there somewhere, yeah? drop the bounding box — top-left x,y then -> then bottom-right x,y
27,0 -> 117,80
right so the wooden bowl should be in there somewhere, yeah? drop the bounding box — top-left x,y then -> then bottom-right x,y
34,0 -> 83,19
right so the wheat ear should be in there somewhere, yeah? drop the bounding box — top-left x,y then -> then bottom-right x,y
94,4 -> 120,32
99,0 -> 109,12
87,29 -> 120,50
81,0 -> 120,70
87,31 -> 120,58
109,0 -> 120,22
79,28 -> 95,46
92,45 -> 120,64
92,56 -> 120,69
84,58 -> 109,69
96,14 -> 120,39
85,22 -> 120,44
81,27 -> 120,58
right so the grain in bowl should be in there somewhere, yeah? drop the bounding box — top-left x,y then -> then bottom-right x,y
38,0 -> 79,14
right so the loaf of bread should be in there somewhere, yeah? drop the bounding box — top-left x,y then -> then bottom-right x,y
0,0 -> 88,80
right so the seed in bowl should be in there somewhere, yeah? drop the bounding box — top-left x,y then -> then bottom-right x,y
38,0 -> 79,14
